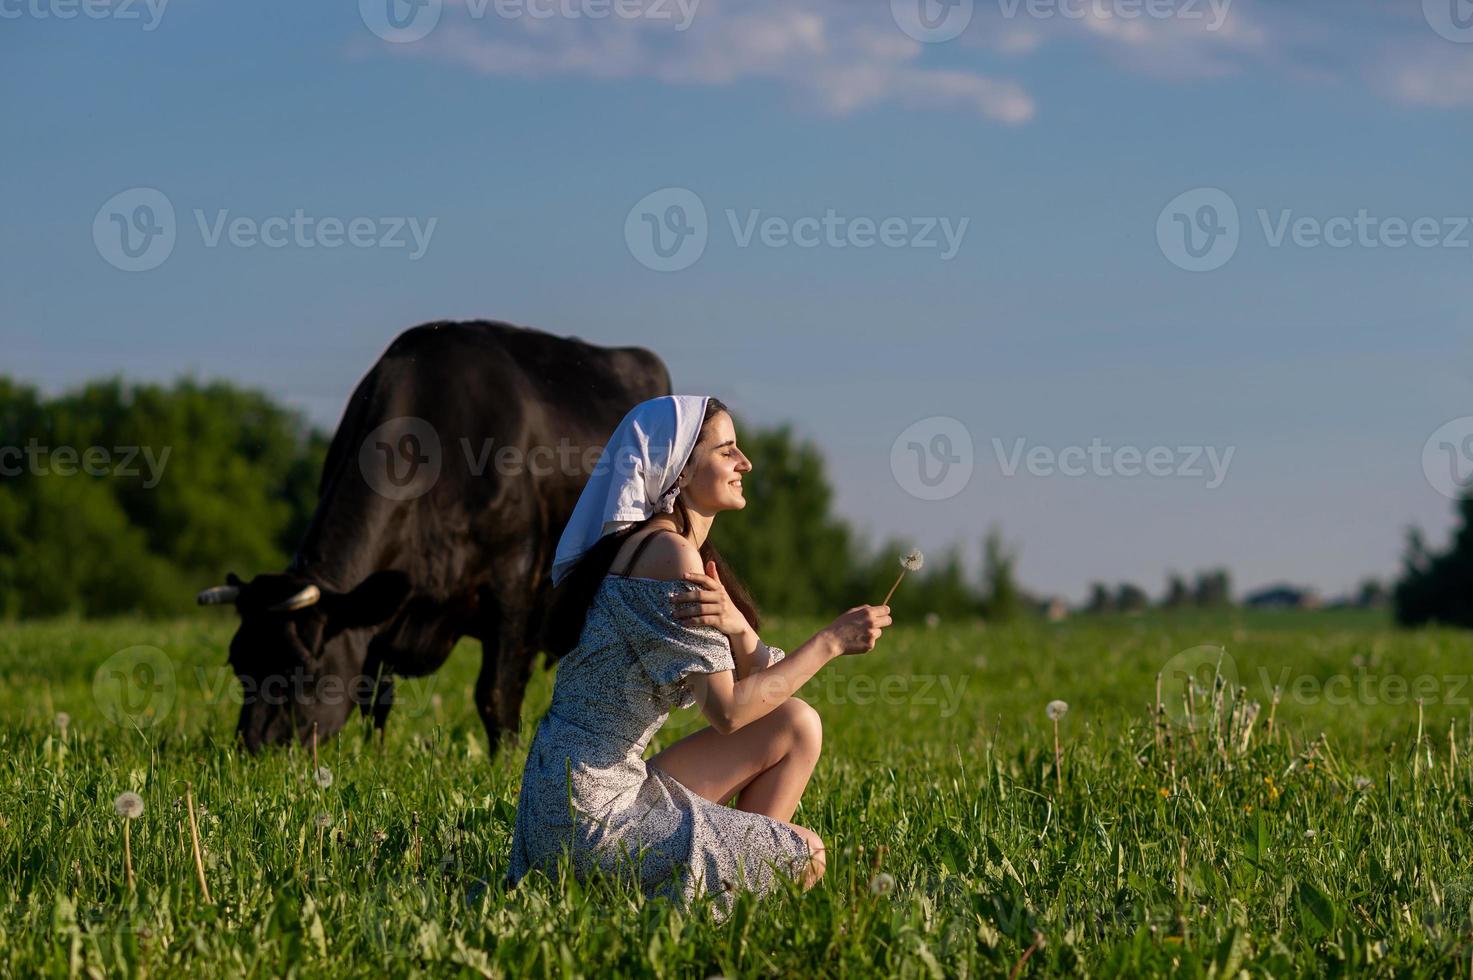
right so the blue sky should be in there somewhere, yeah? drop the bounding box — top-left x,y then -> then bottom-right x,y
4,0 -> 1473,603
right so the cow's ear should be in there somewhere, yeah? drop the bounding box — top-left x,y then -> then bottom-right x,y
333,571 -> 411,629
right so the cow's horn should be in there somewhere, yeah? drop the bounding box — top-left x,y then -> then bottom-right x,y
197,585 -> 241,606
268,584 -> 321,612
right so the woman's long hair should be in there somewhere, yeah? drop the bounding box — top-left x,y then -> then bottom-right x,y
543,397 -> 761,659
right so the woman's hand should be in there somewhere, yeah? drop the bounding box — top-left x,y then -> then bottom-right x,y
670,561 -> 750,638
825,604 -> 892,655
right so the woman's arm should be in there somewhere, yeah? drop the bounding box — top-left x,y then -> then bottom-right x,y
729,621 -> 779,680
627,531 -> 863,732
686,629 -> 843,734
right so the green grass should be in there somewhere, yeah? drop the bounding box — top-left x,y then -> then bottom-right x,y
5,608 -> 1473,977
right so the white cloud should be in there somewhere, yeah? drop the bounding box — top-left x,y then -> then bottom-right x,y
1380,42 -> 1473,109
960,0 -> 1275,80
353,0 -> 1472,121
364,0 -> 1036,123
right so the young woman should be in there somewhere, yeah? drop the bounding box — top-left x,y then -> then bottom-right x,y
504,394 -> 891,921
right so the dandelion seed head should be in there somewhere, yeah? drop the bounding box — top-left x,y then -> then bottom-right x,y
114,792 -> 144,819
313,766 -> 333,788
315,812 -> 332,830
900,549 -> 924,573
868,872 -> 895,895
1046,699 -> 1069,721
1354,776 -> 1373,792
55,712 -> 70,732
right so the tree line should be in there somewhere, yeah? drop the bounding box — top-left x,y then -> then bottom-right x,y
8,373 -> 1442,624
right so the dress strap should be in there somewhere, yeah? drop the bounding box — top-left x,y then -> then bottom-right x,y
614,529 -> 681,577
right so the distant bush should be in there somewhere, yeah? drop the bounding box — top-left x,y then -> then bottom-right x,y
1394,494 -> 1473,628
0,376 -> 326,618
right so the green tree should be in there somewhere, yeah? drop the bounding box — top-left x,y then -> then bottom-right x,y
1356,578 -> 1387,609
979,525 -> 1025,623
1395,496 -> 1473,627
1116,582 -> 1150,613
1162,572 -> 1190,608
1193,568 -> 1233,608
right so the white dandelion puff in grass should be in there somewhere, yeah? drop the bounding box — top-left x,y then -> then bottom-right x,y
114,792 -> 144,819
869,872 -> 895,896
114,791 -> 144,891
315,812 -> 332,830
313,766 -> 333,788
1046,700 -> 1069,796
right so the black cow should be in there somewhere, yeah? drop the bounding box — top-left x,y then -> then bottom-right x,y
196,319 -> 670,754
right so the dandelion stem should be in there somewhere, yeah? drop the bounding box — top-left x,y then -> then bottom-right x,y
1154,673 -> 1163,755
1176,834 -> 1189,943
1450,721 -> 1458,791
1052,718 -> 1063,797
1415,699 -> 1425,783
185,781 -> 212,904
881,570 -> 906,607
1007,932 -> 1044,980
123,820 -> 134,892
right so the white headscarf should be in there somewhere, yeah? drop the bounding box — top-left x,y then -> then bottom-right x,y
551,394 -> 711,587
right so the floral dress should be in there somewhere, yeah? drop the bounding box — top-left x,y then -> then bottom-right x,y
504,574 -> 811,921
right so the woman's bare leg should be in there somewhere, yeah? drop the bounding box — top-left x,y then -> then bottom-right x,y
645,697 -> 823,823
646,698 -> 827,887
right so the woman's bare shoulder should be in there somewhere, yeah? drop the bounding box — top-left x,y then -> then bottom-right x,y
626,529 -> 703,581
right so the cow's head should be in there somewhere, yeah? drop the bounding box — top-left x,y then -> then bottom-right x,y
197,570 -> 411,753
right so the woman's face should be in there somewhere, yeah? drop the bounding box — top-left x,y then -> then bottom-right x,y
680,411 -> 751,513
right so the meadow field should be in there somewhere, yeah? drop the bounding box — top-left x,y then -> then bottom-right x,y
4,608 -> 1472,978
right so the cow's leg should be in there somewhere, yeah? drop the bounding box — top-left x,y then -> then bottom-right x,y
474,654 -> 505,755
473,596 -> 538,757
492,637 -> 536,750
473,598 -> 510,755
354,660 -> 396,748
371,676 -> 394,747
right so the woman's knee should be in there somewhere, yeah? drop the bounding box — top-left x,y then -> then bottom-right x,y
793,825 -> 826,887
778,697 -> 823,755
